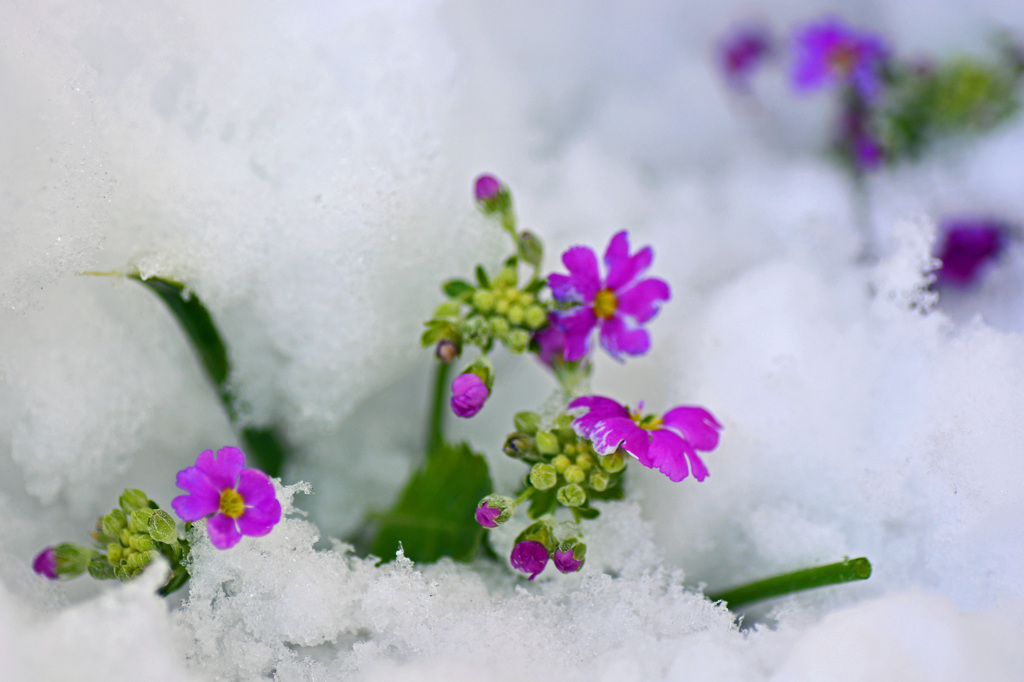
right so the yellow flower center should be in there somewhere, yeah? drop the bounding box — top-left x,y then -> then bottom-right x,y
219,488 -> 245,518
593,288 -> 618,319
630,409 -> 663,431
828,44 -> 857,76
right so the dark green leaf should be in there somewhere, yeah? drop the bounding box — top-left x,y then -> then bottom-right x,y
475,265 -> 490,289
369,441 -> 493,563
523,277 -> 547,295
527,486 -> 557,519
442,279 -> 475,299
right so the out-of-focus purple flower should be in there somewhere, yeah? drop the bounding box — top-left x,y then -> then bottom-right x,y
718,24 -> 772,88
474,174 -> 502,202
510,540 -> 549,580
548,231 -> 670,362
569,396 -> 722,483
840,106 -> 885,171
32,547 -> 58,580
172,447 -> 282,550
792,18 -> 889,99
553,547 -> 585,574
533,314 -> 566,367
936,219 -> 1007,286
451,372 -> 489,418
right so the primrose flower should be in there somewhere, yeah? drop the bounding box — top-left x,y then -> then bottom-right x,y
475,174 -> 502,202
511,540 -> 549,580
569,396 -> 722,483
718,24 -> 772,88
936,219 -> 1006,286
32,547 -> 58,580
451,372 -> 489,418
548,231 -> 670,362
172,447 -> 282,550
793,18 -> 889,99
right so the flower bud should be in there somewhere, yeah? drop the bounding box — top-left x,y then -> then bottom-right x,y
434,300 -> 463,318
32,547 -> 58,580
552,454 -> 571,473
517,230 -> 544,268
524,306 -> 547,330
472,289 -> 496,313
101,509 -> 128,538
507,329 -> 531,353
128,508 -> 154,533
575,453 -> 594,471
600,450 -> 627,473
435,339 -> 459,363
513,411 -> 540,436
510,540 -> 549,580
494,267 -> 518,289
489,316 -> 511,340
553,540 -> 586,574
107,543 -> 123,564
129,534 -> 155,552
475,495 -> 516,528
148,510 -> 178,545
530,463 -> 558,490
535,430 -> 560,456
503,433 -> 537,461
507,305 -> 525,325
119,488 -> 150,512
475,174 -> 502,203
451,372 -> 490,418
556,483 -> 586,507
563,465 -> 586,485
588,470 -> 610,491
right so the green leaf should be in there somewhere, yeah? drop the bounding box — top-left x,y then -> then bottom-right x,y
129,275 -> 289,478
442,279 -> 475,299
526,486 -> 557,519
369,441 -> 493,563
475,265 -> 490,289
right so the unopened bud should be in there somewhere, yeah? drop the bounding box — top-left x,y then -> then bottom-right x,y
119,489 -> 150,512
524,306 -> 547,330
507,305 -> 525,325
535,431 -> 560,456
556,484 -> 586,507
601,450 -> 627,473
513,411 -> 540,436
552,454 -> 572,473
102,510 -> 128,538
517,230 -> 544,268
553,540 -> 586,573
530,463 -> 558,490
128,508 -> 154,533
475,494 -> 516,528
435,339 -> 459,363
129,534 -> 155,552
472,289 -> 496,313
489,317 -> 511,340
588,470 -> 610,491
148,510 -> 178,545
507,329 -> 531,353
503,433 -> 537,460
563,465 -> 586,485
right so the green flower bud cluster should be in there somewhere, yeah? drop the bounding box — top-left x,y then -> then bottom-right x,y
47,489 -> 192,595
501,411 -> 627,522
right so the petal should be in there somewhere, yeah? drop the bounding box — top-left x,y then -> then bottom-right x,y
606,245 -> 654,291
548,273 -> 583,303
237,499 -> 282,537
687,450 -> 710,482
648,430 -> 692,482
603,230 -> 630,265
661,406 -> 723,451
553,306 -> 597,362
236,469 -> 277,507
560,246 -> 601,298
174,464 -> 220,498
599,316 -> 651,360
206,514 -> 242,549
171,488 -> 220,522
196,447 -> 245,490
568,395 -> 629,417
587,417 -> 651,464
616,277 -> 671,323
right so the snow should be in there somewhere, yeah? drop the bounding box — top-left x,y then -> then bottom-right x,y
3,0 -> 1024,680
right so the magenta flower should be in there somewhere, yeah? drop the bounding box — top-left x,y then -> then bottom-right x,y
553,548 -> 584,574
510,540 -> 549,580
548,231 -> 670,362
569,396 -> 722,483
792,18 -> 889,99
532,314 -> 567,367
451,372 -> 489,418
718,24 -> 772,88
936,219 -> 1006,286
474,174 -> 502,202
171,447 -> 282,550
32,547 -> 58,580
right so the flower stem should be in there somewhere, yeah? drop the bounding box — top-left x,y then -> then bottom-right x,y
427,360 -> 452,455
706,557 -> 872,610
514,487 -> 535,505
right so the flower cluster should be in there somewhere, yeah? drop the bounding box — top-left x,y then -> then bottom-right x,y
33,447 -> 281,594
446,175 -> 721,580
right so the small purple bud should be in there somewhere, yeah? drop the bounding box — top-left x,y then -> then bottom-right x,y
33,547 -> 59,580
510,540 -> 549,580
474,174 -> 502,202
553,548 -> 585,574
475,503 -> 501,528
718,25 -> 772,87
435,339 -> 459,364
451,372 -> 489,418
936,220 -> 1007,286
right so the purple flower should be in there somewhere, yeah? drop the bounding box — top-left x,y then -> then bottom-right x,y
548,231 -> 670,362
171,447 -> 282,550
553,548 -> 585,574
451,372 -> 489,418
840,106 -> 885,171
510,540 -> 549,580
475,501 -> 501,528
474,174 -> 502,202
32,547 -> 58,580
718,24 -> 772,88
936,219 -> 1007,286
533,314 -> 567,367
569,396 -> 722,483
793,18 -> 889,99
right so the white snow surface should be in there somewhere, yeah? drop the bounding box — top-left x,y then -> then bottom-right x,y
3,1 -> 1024,680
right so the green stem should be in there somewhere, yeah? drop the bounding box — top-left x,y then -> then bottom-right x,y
514,487 -> 535,505
427,360 -> 452,455
706,557 -> 872,610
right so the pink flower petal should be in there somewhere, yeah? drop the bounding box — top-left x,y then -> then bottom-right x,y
236,469 -> 277,507
237,501 -> 282,537
599,315 -> 650,359
568,395 -> 629,418
687,449 -> 710,482
605,245 -> 653,291
171,488 -> 220,522
662,406 -> 722,451
603,230 -> 630,265
206,513 -> 242,549
553,306 -> 597,362
196,447 -> 245,490
649,430 -> 693,482
588,416 -> 651,464
547,273 -> 582,303
560,246 -> 601,299
616,277 -> 671,323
